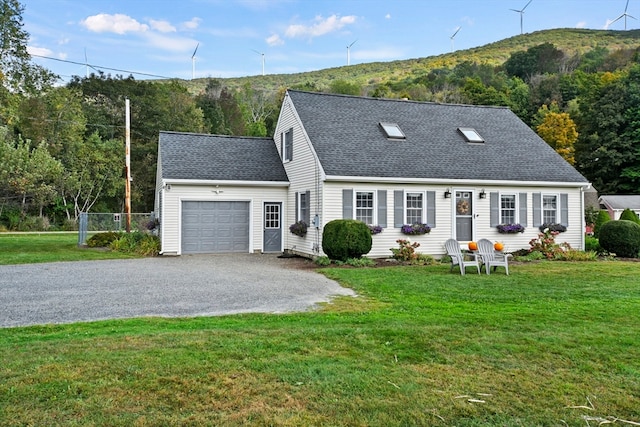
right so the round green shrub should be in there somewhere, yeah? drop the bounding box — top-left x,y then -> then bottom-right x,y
593,210 -> 611,237
322,219 -> 372,261
619,208 -> 640,225
598,220 -> 640,258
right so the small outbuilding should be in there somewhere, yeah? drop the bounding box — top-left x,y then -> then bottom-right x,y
599,195 -> 640,220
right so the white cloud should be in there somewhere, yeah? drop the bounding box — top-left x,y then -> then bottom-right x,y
27,45 -> 53,56
81,13 -> 148,34
604,19 -> 614,29
143,32 -> 198,52
576,21 -> 587,29
385,13 -> 391,19
266,34 -> 284,46
149,19 -> 176,33
182,17 -> 202,30
285,14 -> 357,38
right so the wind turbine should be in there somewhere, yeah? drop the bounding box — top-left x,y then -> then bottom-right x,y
251,49 -> 265,76
346,39 -> 357,66
611,0 -> 636,30
510,0 -> 533,35
450,27 -> 461,52
191,43 -> 199,80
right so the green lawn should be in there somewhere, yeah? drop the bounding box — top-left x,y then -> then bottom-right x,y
0,233 -> 138,264
0,235 -> 639,425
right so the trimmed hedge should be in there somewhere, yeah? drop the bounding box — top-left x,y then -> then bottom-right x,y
322,219 -> 372,261
619,208 -> 640,225
593,210 -> 611,238
598,220 -> 640,258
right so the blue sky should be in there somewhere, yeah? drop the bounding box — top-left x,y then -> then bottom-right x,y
23,0 -> 638,83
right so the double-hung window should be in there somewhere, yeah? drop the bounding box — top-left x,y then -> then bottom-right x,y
406,192 -> 424,224
282,128 -> 293,162
355,191 -> 375,225
298,191 -> 309,224
543,194 -> 558,224
500,194 -> 517,224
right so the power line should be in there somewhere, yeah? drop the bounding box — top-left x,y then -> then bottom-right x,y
31,54 -> 179,80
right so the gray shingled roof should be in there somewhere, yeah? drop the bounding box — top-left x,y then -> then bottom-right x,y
287,90 -> 589,183
599,195 -> 640,210
159,131 -> 288,182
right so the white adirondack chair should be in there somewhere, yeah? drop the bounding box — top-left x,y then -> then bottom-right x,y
444,238 -> 480,275
477,239 -> 512,275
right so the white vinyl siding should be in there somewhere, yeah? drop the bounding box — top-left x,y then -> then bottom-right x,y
158,183 -> 287,255
277,94 -> 324,255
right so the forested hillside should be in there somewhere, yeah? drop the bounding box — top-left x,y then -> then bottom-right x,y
2,0 -> 640,231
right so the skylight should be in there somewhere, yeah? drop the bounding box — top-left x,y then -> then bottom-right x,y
458,127 -> 484,143
379,122 -> 406,139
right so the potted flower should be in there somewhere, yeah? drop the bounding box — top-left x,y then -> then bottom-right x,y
496,223 -> 525,234
401,222 -> 431,235
289,220 -> 308,237
539,223 -> 567,233
368,225 -> 383,235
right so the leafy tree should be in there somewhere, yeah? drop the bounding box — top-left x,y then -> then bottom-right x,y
504,43 -> 565,80
237,83 -> 275,137
329,79 -> 361,96
0,129 -> 63,215
62,132 -> 123,219
535,104 -> 578,164
460,77 -> 508,106
69,74 -> 205,211
0,0 -> 56,94
17,86 -> 86,159
574,71 -> 635,194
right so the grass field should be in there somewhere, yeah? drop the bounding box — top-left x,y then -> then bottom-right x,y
0,233 -> 137,264
0,234 -> 639,425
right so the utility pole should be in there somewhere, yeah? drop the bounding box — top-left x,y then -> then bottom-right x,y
125,98 -> 131,233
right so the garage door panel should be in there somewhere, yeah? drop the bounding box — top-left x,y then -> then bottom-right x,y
182,201 -> 250,254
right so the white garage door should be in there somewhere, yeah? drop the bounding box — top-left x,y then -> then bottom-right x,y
181,201 -> 250,254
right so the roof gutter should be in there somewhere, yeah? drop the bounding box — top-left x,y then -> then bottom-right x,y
162,179 -> 290,187
324,175 -> 591,189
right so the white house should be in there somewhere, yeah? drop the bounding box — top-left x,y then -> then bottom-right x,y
155,90 -> 591,257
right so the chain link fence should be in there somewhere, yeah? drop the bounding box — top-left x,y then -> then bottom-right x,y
78,212 -> 155,246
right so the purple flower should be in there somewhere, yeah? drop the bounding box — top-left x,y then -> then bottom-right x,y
401,223 -> 431,235
368,225 -> 383,235
497,223 -> 525,234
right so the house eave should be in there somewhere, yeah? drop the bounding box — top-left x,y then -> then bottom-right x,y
324,175 -> 591,188
162,178 -> 290,187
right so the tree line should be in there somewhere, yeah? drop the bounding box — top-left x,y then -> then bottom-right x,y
1,0 -> 639,230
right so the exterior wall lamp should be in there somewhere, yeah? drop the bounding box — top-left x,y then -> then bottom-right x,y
444,189 -> 452,199
479,189 -> 487,199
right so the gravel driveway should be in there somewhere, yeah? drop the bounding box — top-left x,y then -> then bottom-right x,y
0,254 -> 355,328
